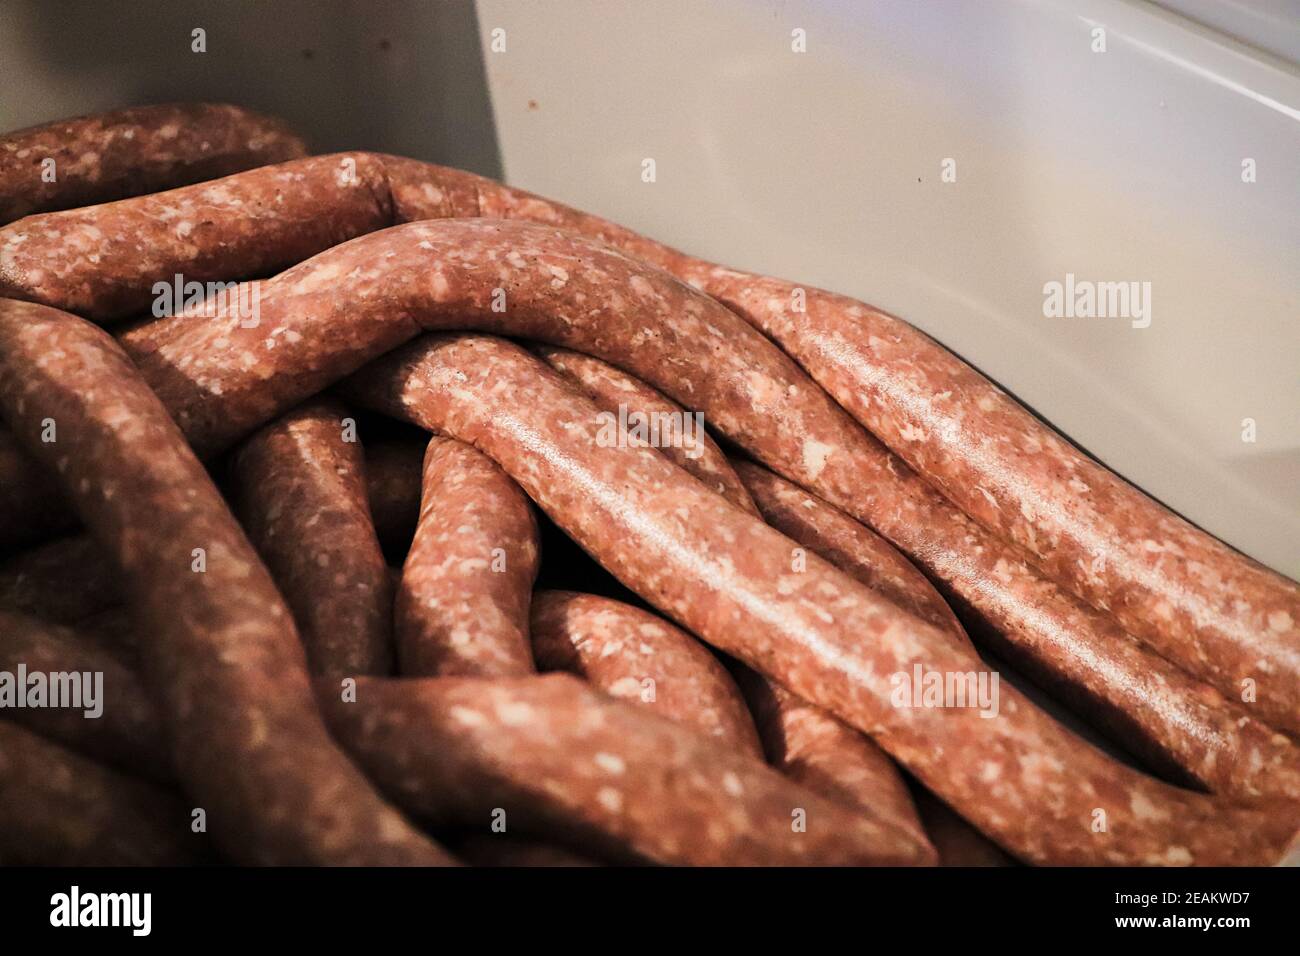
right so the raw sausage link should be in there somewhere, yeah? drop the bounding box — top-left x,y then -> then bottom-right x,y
0,153 -> 392,320
0,721 -> 202,866
0,279 -> 269,552
466,164 -> 1300,734
364,438 -> 426,557
733,458 -> 965,639
0,628 -> 899,865
0,103 -> 307,224
320,673 -> 935,866
734,667 -> 933,851
0,299 -> 452,865
115,218 -> 1295,799
534,345 -> 759,515
396,435 -> 539,677
0,436 -> 429,629
0,610 -> 168,780
737,439 -> 1300,801
729,461 -> 1013,861
683,266 -> 1300,737
530,589 -> 763,758
526,354 -> 951,852
6,151 -> 1295,727
342,332 -> 1300,865
232,397 -> 393,676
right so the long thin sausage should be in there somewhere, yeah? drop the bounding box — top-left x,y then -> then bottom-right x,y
734,458 -> 964,639
104,218 -> 1300,797
342,331 -> 1300,865
733,667 -> 931,854
0,625 -> 923,866
232,397 -> 393,676
0,299 -> 451,865
0,153 -> 392,320
396,436 -> 539,676
320,674 -> 935,866
467,164 -> 1300,735
522,367 -> 945,854
535,345 -> 759,515
0,103 -> 307,224
6,152 -> 1296,730
728,462 -> 1011,862
531,589 -> 762,758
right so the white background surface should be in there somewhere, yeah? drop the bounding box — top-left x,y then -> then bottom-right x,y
478,0 -> 1300,577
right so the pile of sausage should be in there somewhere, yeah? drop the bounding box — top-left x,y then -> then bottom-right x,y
1,104 -> 1297,867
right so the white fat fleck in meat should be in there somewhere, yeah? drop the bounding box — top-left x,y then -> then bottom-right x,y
607,676 -> 641,697
1267,610 -> 1294,633
594,752 -> 626,775
898,423 -> 927,443
1128,790 -> 1169,822
596,787 -> 624,813
801,439 -> 834,481
1162,846 -> 1193,865
495,699 -> 535,726
449,706 -> 487,727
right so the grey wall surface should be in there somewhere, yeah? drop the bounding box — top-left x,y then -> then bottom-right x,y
0,0 -> 501,176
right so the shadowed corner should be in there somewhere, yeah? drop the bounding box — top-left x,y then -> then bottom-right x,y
2,0 -> 504,179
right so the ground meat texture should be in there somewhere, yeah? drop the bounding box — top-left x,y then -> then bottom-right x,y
1,630 -> 910,866
531,590 -> 762,758
232,397 -> 393,676
677,264 -> 1300,739
14,216 -> 1294,800
0,610 -> 167,781
6,152 -> 1295,733
341,332 -> 1300,865
470,164 -> 1300,738
728,464 -> 1013,861
0,153 -> 392,321
734,667 -> 931,852
364,438 -> 426,557
395,435 -> 539,677
733,459 -> 965,639
527,356 -> 937,847
0,103 -> 307,224
0,299 -> 451,866
319,674 -> 935,866
0,721 -> 203,866
534,345 -> 759,515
